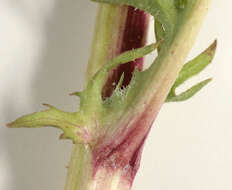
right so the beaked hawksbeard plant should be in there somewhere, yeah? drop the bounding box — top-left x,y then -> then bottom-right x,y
7,0 -> 216,190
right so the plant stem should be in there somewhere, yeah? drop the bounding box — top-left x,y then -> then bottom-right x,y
65,145 -> 132,190
86,4 -> 128,81
65,4 -> 149,190
65,145 -> 92,190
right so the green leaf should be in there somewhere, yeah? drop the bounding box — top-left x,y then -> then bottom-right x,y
115,72 -> 125,91
174,40 -> 216,89
166,40 -> 217,102
166,78 -> 212,102
7,104 -> 88,144
106,42 -> 162,71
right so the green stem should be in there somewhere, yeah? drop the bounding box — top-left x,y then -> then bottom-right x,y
65,145 -> 93,190
86,4 -> 128,81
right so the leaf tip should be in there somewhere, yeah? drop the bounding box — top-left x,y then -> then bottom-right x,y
59,133 -> 66,140
207,77 -> 213,82
42,103 -> 55,109
6,119 -> 22,128
205,40 -> 217,57
6,122 -> 13,128
59,133 -> 77,144
69,91 -> 82,97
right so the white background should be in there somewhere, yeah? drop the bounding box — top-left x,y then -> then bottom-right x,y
0,0 -> 231,190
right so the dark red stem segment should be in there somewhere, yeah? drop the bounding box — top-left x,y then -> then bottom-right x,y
102,7 -> 149,98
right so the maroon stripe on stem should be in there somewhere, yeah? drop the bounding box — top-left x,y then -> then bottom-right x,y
119,7 -> 149,86
102,6 -> 149,99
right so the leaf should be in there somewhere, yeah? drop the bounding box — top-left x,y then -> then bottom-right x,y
7,104 -> 87,144
174,40 -> 216,89
166,40 -> 217,102
106,42 -> 162,71
166,78 -> 212,102
115,72 -> 125,91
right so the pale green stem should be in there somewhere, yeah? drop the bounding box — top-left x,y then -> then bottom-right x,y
65,145 -> 92,190
86,4 -> 128,81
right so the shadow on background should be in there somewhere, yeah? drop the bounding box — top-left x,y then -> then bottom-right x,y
1,1 -> 97,189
